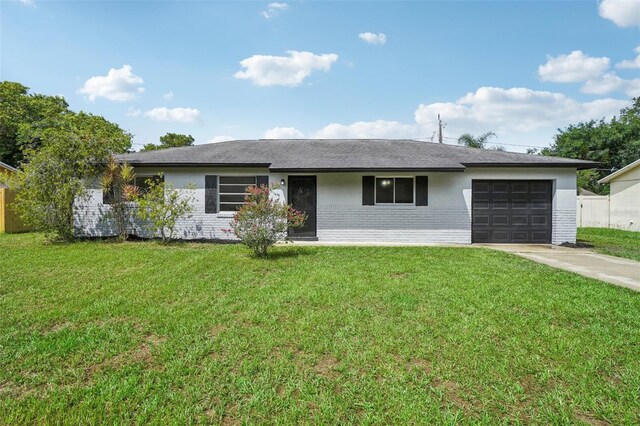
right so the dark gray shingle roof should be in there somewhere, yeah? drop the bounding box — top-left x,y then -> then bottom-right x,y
116,139 -> 598,170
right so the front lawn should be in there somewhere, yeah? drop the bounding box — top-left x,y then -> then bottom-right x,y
1,234 -> 638,424
578,227 -> 640,262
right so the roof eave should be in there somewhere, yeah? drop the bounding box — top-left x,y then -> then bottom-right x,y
598,159 -> 640,183
123,162 -> 273,168
463,162 -> 600,170
268,167 -> 466,173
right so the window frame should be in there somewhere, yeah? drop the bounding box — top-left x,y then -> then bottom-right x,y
135,175 -> 164,195
218,176 -> 257,212
374,176 -> 416,205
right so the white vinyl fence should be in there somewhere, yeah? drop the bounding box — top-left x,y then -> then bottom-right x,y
576,195 -> 610,228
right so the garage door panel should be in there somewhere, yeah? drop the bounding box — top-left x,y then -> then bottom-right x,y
472,180 -> 552,244
474,182 -> 490,193
512,215 -> 528,225
512,199 -> 528,209
493,199 -> 509,209
473,199 -> 489,209
492,215 -> 509,225
530,182 -> 548,193
492,230 -> 510,242
531,215 -> 549,226
531,231 -> 551,243
492,182 -> 509,193
512,231 -> 529,242
474,215 -> 490,225
512,182 -> 528,193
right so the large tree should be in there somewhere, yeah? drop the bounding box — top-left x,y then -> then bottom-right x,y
0,81 -> 70,167
141,133 -> 195,151
542,97 -> 640,194
8,112 -> 132,241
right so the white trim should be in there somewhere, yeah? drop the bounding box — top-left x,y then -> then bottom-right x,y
0,161 -> 17,173
598,159 -> 640,184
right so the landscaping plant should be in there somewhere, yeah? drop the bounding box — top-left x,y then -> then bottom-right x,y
101,156 -> 139,241
135,175 -> 195,243
228,184 -> 306,257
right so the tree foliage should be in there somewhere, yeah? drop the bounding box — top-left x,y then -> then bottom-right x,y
0,81 -> 70,167
542,97 -> 640,194
227,185 -> 306,257
7,112 -> 132,241
141,133 -> 195,151
457,132 -> 504,150
135,175 -> 195,243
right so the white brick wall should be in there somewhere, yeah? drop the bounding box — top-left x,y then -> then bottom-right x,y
74,166 -> 578,245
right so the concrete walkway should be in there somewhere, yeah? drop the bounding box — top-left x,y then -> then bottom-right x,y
481,244 -> 640,292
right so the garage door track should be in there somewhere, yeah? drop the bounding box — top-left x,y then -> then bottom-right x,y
481,244 -> 640,292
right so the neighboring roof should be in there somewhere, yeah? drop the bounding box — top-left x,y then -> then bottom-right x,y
578,187 -> 597,196
598,159 -> 640,184
116,139 -> 599,171
0,161 -> 18,173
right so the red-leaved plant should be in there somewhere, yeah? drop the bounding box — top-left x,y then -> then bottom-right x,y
225,184 -> 306,257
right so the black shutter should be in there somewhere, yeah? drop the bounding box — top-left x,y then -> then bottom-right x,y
362,176 -> 375,205
416,176 -> 428,206
205,175 -> 218,213
256,175 -> 269,188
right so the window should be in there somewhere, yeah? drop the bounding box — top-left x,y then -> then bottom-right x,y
375,177 -> 414,204
135,175 -> 163,194
219,176 -> 256,211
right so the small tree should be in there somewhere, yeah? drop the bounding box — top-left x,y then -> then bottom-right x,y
228,184 -> 306,257
135,175 -> 195,243
101,156 -> 139,241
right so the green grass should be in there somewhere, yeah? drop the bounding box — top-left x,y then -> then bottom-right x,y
578,227 -> 640,262
1,233 -> 639,425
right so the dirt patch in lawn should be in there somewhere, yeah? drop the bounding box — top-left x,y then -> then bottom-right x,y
85,333 -> 166,380
574,410 -> 611,426
313,355 -> 339,379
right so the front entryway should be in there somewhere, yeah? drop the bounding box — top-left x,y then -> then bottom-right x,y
288,175 -> 317,240
472,180 -> 553,243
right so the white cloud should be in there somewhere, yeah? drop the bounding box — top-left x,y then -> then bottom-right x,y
78,65 -> 144,101
208,135 -> 235,143
143,107 -> 201,123
262,2 -> 288,18
234,50 -> 339,87
263,127 -> 304,139
20,0 -> 35,6
414,87 -> 628,145
258,87 -> 627,150
599,0 -> 640,27
616,46 -> 640,69
581,73 -> 640,97
162,90 -> 174,100
126,107 -> 141,117
313,120 -> 418,139
358,32 -> 387,45
538,51 -> 610,83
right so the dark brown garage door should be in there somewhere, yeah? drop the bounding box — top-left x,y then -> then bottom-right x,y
472,180 -> 552,243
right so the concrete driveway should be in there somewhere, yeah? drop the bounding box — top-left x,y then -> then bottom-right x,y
481,244 -> 640,292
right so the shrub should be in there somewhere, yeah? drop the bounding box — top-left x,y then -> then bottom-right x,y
101,156 -> 139,241
135,175 -> 195,243
228,184 -> 306,257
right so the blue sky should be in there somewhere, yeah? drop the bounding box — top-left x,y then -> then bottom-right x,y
2,0 -> 639,152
